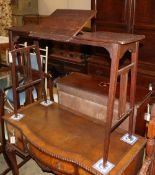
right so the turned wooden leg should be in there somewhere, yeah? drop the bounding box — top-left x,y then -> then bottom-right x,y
5,142 -> 19,175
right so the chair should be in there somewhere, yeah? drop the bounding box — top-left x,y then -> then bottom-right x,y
0,67 -> 12,175
30,45 -> 49,93
5,44 -> 49,111
4,45 -> 53,174
139,104 -> 155,175
9,44 -> 53,110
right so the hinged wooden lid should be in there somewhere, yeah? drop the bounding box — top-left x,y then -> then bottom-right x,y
9,9 -> 96,42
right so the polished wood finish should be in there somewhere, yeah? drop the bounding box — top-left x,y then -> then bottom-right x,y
7,9 -> 145,174
9,9 -> 96,44
139,104 -> 155,175
72,31 -> 145,165
8,9 -> 96,76
4,101 -> 146,175
91,0 -> 155,86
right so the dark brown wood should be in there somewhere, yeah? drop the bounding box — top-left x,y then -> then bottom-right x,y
49,42 -> 88,75
8,27 -> 144,173
8,9 -> 96,77
3,45 -> 53,174
0,67 -> 33,175
128,42 -> 139,136
139,104 -> 155,175
91,0 -> 155,87
65,31 -> 145,166
0,68 -> 13,175
7,9 -> 145,173
9,9 -> 96,43
91,0 -> 134,33
10,45 -> 49,115
118,68 -> 128,118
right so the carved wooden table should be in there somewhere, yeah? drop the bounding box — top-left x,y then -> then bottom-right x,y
4,101 -> 146,175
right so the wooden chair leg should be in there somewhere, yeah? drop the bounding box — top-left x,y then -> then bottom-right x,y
5,142 -> 19,175
3,150 -> 12,168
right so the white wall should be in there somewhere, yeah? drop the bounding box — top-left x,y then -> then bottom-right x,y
38,0 -> 68,15
38,0 -> 91,15
68,0 -> 91,10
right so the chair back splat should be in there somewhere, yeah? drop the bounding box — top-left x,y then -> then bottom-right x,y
9,45 -> 47,116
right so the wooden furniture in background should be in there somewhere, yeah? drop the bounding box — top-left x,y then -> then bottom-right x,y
23,15 -> 48,25
91,0 -> 155,87
12,1 -> 155,88
49,42 -> 88,75
12,0 -> 38,26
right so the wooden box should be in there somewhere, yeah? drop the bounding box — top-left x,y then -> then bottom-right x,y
57,72 -> 152,134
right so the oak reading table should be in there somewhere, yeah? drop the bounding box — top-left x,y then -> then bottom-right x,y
3,31 -> 146,175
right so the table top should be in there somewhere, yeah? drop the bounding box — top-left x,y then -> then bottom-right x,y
73,31 -> 145,45
4,101 -> 146,174
9,9 -> 96,42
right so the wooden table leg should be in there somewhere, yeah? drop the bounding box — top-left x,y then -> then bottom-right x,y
5,142 -> 19,175
0,90 -> 13,170
103,44 -> 120,166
